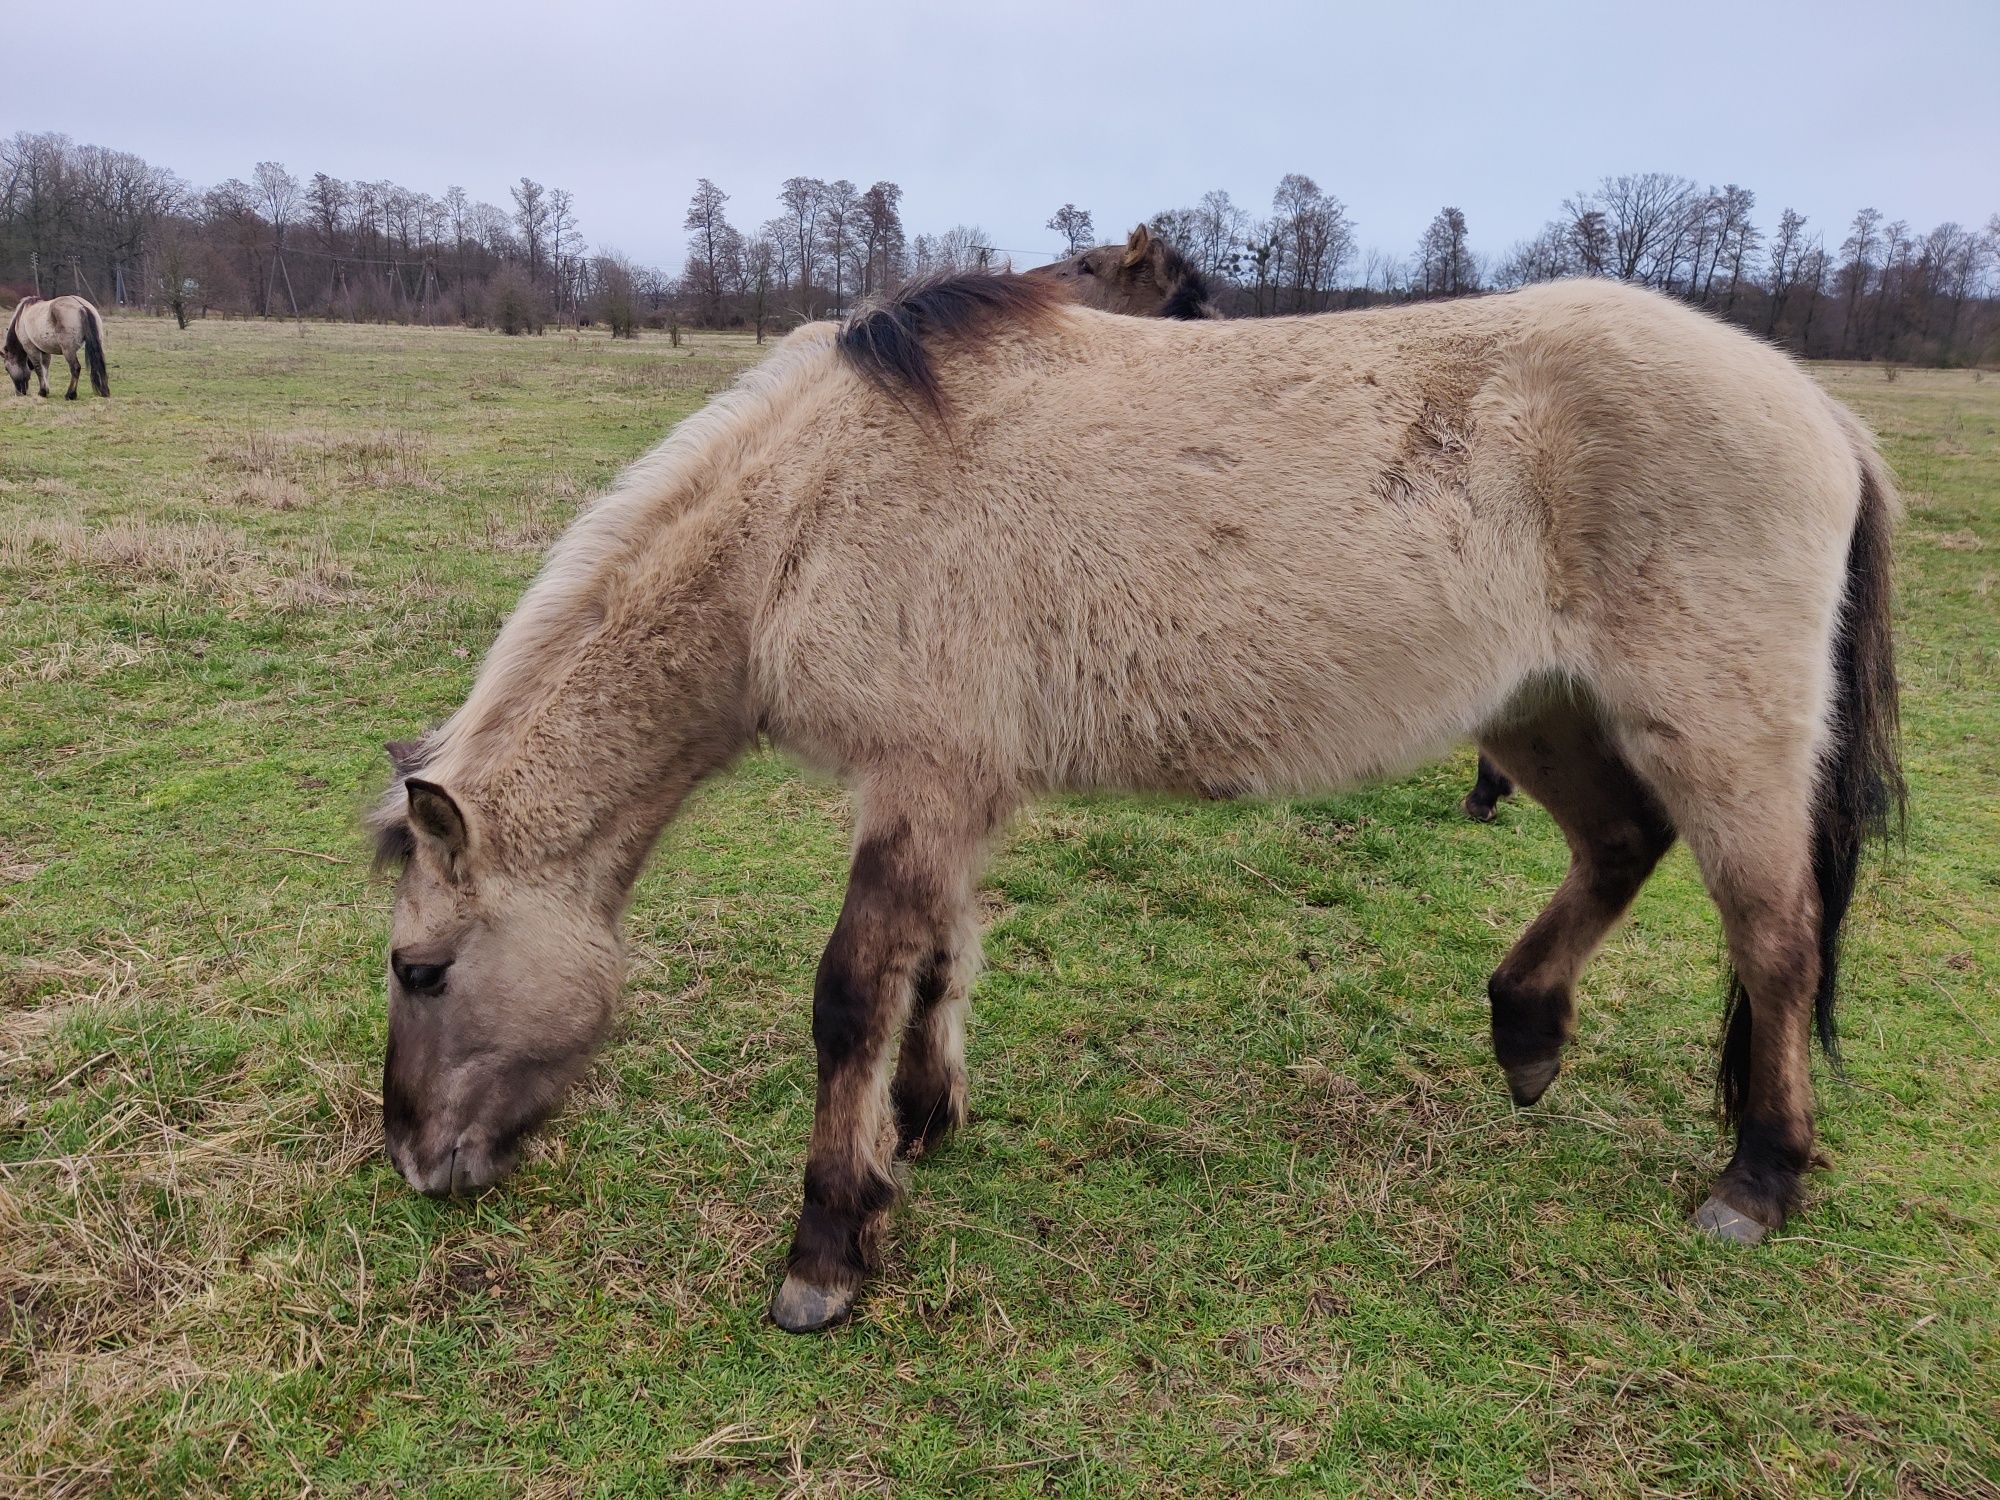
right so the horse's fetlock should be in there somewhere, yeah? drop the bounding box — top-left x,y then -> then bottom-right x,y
893,1067 -> 966,1158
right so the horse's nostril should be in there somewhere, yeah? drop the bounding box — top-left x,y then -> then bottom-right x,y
391,952 -> 452,995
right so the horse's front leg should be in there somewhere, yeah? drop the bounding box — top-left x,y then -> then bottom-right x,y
772,785 -> 994,1333
34,356 -> 48,398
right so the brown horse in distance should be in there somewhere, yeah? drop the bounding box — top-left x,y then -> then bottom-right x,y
1023,223 -> 1221,320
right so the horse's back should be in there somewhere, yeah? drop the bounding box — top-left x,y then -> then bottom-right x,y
754,282 -> 1870,794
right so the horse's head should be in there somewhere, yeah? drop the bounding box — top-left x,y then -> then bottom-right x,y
1024,225 -> 1217,320
2,311 -> 28,394
372,744 -> 624,1196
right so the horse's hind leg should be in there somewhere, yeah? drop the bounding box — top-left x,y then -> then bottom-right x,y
772,775 -> 1001,1333
1614,728 -> 1823,1241
1479,707 -> 1675,1104
63,350 -> 80,400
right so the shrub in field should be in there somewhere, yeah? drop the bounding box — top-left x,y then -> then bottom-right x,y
593,254 -> 640,339
489,266 -> 546,336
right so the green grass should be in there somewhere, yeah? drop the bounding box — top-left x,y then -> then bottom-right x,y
2,321 -> 1995,1498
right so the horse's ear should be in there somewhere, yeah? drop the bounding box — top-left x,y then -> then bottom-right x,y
404,779 -> 468,862
1122,224 -> 1152,269
385,739 -> 425,776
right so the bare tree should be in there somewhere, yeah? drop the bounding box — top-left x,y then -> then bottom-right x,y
1838,207 -> 1882,356
1046,203 -> 1094,255
916,224 -> 992,276
683,178 -> 733,324
253,160 -> 300,314
1765,208 -> 1808,338
547,187 -> 583,318
1716,186 -> 1760,312
857,181 -> 905,296
746,227 -> 779,342
776,176 -> 827,315
511,177 -> 549,284
155,215 -> 199,328
816,178 -> 860,312
1586,172 -> 1699,286
760,215 -> 799,316
1414,206 -> 1477,296
1797,241 -> 1831,354
1268,173 -> 1354,313
1192,189 -> 1247,280
593,252 -> 639,337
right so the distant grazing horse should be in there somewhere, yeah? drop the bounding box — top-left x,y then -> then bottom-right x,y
1024,222 -> 1221,320
3,294 -> 110,399
371,273 -> 1902,1333
1032,232 -> 1516,819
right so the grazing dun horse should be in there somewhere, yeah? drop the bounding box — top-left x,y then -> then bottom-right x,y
4,294 -> 110,399
372,273 -> 1902,1333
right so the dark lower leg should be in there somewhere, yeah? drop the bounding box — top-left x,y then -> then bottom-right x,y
1462,754 -> 1516,821
891,924 -> 973,1159
1481,717 -> 1674,1103
1701,892 -> 1819,1238
774,815 -> 976,1333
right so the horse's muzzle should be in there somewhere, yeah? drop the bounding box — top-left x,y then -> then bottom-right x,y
388,1131 -> 520,1197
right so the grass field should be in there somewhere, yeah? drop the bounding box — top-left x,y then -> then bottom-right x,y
2,316 -> 1995,1498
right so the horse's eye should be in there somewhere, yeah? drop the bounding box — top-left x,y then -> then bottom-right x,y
1079,260 -> 1095,276
392,953 -> 452,996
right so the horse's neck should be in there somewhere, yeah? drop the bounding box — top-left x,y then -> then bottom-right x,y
440,498 -> 762,887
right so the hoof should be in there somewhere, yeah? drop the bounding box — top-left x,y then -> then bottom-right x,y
1462,796 -> 1498,823
1502,1053 -> 1562,1106
770,1272 -> 857,1334
1693,1195 -> 1769,1245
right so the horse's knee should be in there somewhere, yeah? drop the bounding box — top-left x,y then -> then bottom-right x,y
1583,812 -> 1675,903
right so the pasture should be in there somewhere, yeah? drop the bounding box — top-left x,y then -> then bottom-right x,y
2,317 -> 1995,1497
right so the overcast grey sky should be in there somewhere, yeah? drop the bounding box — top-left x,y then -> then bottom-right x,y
44,0 -> 2000,272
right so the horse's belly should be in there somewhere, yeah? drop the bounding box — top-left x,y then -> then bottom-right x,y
1020,529 -> 1533,796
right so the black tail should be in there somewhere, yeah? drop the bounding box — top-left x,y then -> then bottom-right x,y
82,305 -> 109,396
1720,427 -> 1906,1120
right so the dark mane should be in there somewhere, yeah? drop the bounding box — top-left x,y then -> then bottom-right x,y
1152,241 -> 1217,320
837,272 -> 1065,420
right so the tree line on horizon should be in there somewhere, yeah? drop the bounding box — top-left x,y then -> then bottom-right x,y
4,129 -> 1996,365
